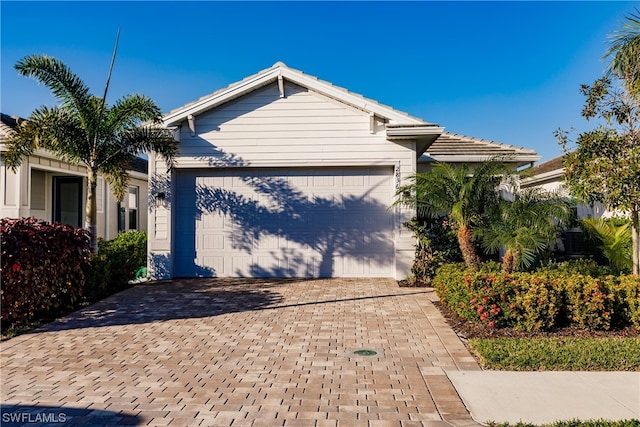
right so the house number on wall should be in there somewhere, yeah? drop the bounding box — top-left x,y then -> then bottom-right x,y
395,162 -> 401,190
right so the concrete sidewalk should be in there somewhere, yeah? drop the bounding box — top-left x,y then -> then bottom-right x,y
447,370 -> 640,425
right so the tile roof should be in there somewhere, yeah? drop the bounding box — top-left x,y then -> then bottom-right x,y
525,154 -> 566,175
424,132 -> 538,158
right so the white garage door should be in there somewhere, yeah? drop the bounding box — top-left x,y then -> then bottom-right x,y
173,167 -> 395,278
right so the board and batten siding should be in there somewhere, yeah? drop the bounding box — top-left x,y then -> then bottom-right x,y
149,80 -> 418,279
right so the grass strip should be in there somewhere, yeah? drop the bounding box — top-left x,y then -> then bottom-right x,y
471,337 -> 640,371
488,420 -> 640,427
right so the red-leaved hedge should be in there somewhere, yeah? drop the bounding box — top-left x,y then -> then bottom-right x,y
1,217 -> 90,330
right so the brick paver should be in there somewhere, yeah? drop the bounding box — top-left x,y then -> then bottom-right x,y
1,278 -> 480,426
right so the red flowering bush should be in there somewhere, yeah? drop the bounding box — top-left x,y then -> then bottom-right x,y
1,217 -> 90,331
563,274 -> 614,330
433,260 -> 640,332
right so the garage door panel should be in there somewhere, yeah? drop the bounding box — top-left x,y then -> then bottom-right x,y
174,167 -> 395,278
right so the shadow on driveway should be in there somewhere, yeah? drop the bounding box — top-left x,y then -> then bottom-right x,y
0,404 -> 140,426
36,279 -> 289,333
29,278 -> 427,333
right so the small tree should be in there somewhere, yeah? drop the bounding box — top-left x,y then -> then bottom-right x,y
3,43 -> 177,252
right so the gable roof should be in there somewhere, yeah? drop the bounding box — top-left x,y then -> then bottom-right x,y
163,62 -> 432,127
420,132 -> 540,166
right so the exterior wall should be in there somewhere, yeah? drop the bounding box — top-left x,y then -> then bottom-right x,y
149,81 -> 418,280
521,173 -> 610,219
1,150 -> 147,241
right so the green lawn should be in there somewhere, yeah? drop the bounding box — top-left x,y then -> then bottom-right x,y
471,337 -> 640,371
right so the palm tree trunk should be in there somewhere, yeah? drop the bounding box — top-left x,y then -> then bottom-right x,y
632,209 -> 639,276
502,249 -> 515,273
85,169 -> 98,254
458,224 -> 480,271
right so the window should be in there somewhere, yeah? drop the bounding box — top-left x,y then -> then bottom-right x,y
117,186 -> 139,232
128,187 -> 139,230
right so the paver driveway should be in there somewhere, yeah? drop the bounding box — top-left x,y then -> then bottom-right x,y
1,278 -> 481,426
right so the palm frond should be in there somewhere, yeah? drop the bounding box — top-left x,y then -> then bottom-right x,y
583,217 -> 633,271
604,9 -> 640,97
105,94 -> 163,133
15,55 -> 93,115
3,107 -> 89,169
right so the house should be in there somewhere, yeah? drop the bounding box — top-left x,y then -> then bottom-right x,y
520,154 -> 609,219
0,113 -> 148,239
148,62 -> 539,280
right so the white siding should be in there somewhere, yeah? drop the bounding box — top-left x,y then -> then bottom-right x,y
149,80 -> 419,280
174,82 -> 413,168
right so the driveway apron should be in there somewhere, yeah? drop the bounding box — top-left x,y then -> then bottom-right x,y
1,278 -> 481,426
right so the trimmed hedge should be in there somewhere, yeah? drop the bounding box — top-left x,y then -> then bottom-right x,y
1,218 -> 90,331
433,260 -> 640,331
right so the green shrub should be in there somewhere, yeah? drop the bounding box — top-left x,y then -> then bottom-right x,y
404,217 -> 462,285
1,218 -> 90,331
539,258 -> 614,277
434,260 -> 640,331
83,231 -> 147,301
563,275 -> 614,330
511,275 -> 563,332
613,275 -> 640,329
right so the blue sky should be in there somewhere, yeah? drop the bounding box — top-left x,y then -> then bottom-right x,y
1,1 -> 637,162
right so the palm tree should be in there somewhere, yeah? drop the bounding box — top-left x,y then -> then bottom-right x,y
395,159 -> 510,271
605,9 -> 640,99
582,217 -> 633,272
477,188 -> 571,273
2,54 -> 177,252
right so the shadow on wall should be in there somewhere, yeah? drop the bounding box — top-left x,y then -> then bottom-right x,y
172,151 -> 395,278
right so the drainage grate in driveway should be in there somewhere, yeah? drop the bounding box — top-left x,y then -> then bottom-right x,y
346,348 -> 384,358
353,349 -> 377,356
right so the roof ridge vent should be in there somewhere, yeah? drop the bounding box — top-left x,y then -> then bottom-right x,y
272,61 -> 288,68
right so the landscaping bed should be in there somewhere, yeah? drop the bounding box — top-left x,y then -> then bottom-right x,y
434,299 -> 640,371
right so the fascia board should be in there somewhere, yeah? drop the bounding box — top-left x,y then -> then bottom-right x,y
386,125 -> 444,138
521,168 -> 565,185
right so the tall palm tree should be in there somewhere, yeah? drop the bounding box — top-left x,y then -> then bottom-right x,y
477,188 -> 571,273
395,160 -> 510,271
2,54 -> 177,252
605,9 -> 640,99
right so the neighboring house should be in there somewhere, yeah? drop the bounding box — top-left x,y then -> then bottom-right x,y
0,113 -> 148,240
148,62 -> 539,280
520,154 -> 609,219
